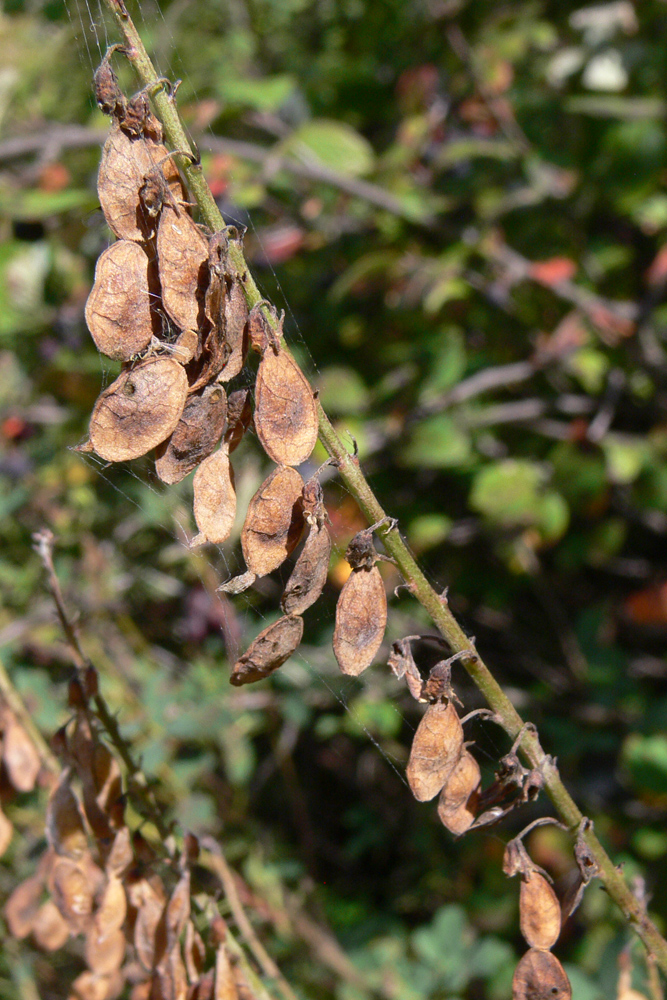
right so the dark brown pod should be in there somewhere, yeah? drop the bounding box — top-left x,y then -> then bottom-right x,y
241,465 -> 304,577
157,206 -> 209,333
520,871 -> 562,951
406,701 -> 464,802
437,749 -> 481,835
98,124 -> 184,242
333,565 -> 387,676
255,347 -> 318,467
230,615 -> 304,686
281,522 -> 331,615
191,446 -> 237,547
89,357 -> 188,462
225,389 -> 254,453
199,233 -> 249,386
155,384 -> 227,484
85,240 -> 154,361
512,949 -> 571,1000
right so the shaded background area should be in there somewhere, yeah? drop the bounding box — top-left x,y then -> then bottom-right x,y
1,0 -> 667,996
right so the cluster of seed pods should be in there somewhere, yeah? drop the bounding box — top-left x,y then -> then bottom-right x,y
82,56 -> 599,995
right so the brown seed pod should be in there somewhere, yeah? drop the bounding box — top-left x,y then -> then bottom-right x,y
241,465 -> 304,577
255,345 -> 318,466
85,240 -> 154,361
224,389 -> 253,453
388,638 -> 423,700
155,384 -> 227,484
4,872 -> 43,938
2,714 -> 41,792
281,522 -> 331,615
0,803 -> 12,857
520,870 -> 562,951
51,856 -> 95,931
230,615 -> 304,686
46,774 -> 88,860
196,232 -> 249,388
406,701 -> 464,802
191,446 -> 236,547
157,206 -> 209,333
215,942 -> 239,1000
89,357 -> 188,462
437,748 -> 481,835
333,565 -> 387,676
98,124 -> 184,242
32,899 -> 70,952
512,949 -> 572,1000
93,47 -> 126,119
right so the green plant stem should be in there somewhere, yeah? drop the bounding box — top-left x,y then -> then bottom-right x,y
102,0 -> 667,975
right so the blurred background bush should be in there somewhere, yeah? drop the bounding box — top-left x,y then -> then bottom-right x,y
1,0 -> 667,996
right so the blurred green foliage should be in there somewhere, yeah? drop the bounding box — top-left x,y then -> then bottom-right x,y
1,0 -> 667,996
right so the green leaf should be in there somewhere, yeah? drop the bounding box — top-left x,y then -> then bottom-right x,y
0,186 -> 95,221
622,734 -> 667,795
407,514 -> 452,552
470,460 -> 546,527
418,326 -> 467,400
316,366 -> 370,415
217,74 -> 296,112
400,415 -> 472,469
602,434 -> 651,484
287,119 -> 375,176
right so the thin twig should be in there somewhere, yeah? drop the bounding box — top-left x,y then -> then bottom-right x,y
200,839 -> 299,1000
98,2 -> 667,973
33,528 -> 169,838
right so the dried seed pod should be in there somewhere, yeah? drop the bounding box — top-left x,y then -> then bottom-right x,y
165,869 -> 190,952
512,949 -> 572,1000
218,569 -> 256,595
184,920 -> 206,985
93,49 -> 126,119
197,233 -> 249,388
437,749 -> 481,835
255,344 -> 318,466
388,638 -> 423,700
131,876 -> 167,972
0,803 -> 12,857
4,872 -> 43,938
224,389 -> 253,453
406,701 -> 464,802
333,565 -> 387,676
241,465 -> 304,577
231,615 -> 304,687
2,715 -> 41,792
46,774 -> 88,860
106,826 -> 133,879
51,857 -> 94,931
32,899 -> 70,951
171,328 -> 200,365
155,384 -> 227,485
281,522 -> 331,615
520,870 -> 562,951
191,446 -> 236,547
85,920 -> 126,976
89,357 -> 188,462
157,207 -> 209,332
215,942 -> 239,1000
98,124 -> 184,242
85,241 -> 155,361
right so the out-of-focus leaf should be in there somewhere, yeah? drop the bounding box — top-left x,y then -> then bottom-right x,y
217,74 -> 296,111
0,187 -> 94,221
470,460 -> 548,527
400,415 -> 472,469
329,250 -> 401,301
287,120 -> 375,176
565,96 -> 665,118
602,434 -> 651,484
407,513 -> 452,553
316,366 -> 370,415
566,348 -> 610,393
622,734 -> 667,795
434,138 -> 517,169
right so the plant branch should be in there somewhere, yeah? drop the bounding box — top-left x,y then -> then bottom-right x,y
100,1 -> 667,974
33,528 -> 169,839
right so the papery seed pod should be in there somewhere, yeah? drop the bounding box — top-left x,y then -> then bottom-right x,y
512,949 -> 572,1000
85,241 -> 155,361
156,384 -> 227,484
281,522 -> 331,615
520,870 -> 562,951
98,124 -> 184,242
437,748 -> 481,835
93,51 -> 126,119
85,921 -> 126,976
219,275 -> 249,382
69,969 -> 118,1000
95,875 -> 127,935
224,389 -> 253,453
51,857 -> 94,931
0,803 -> 12,857
157,207 -> 209,333
388,638 -> 423,700
89,357 -> 188,462
165,869 -> 190,952
106,826 -> 133,879
191,446 -> 236,547
184,920 -> 206,985
333,565 -> 387,676
46,774 -> 88,859
241,465 -> 304,577
420,659 -> 457,704
230,615 -> 304,686
171,328 -> 200,365
131,876 -> 167,972
2,715 -> 41,792
32,899 -> 70,951
4,872 -> 43,938
215,943 -> 239,1000
198,234 -> 249,388
158,947 -> 188,1000
406,701 -> 464,802
255,344 -> 318,467
217,569 -> 256,595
